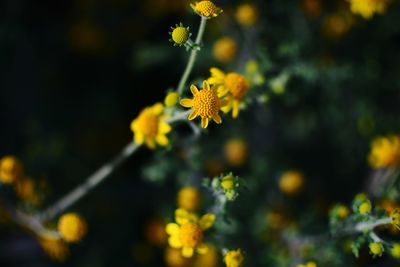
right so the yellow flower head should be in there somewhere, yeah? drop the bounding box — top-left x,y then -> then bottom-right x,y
213,37 -> 238,63
224,249 -> 244,267
165,92 -> 179,107
348,0 -> 390,19
297,262 -> 317,267
170,24 -> 191,46
391,208 -> 400,227
39,235 -> 69,262
337,205 -> 350,219
279,171 -> 304,195
368,135 -> 400,169
224,138 -> 248,166
0,155 -> 23,184
58,213 -> 87,243
391,243 -> 400,259
177,187 -> 201,211
166,209 -> 215,258
221,175 -> 235,190
208,68 -> 249,118
235,3 -> 258,26
180,81 -> 228,128
369,242 -> 384,256
358,201 -> 372,214
131,103 -> 172,149
191,1 -> 223,18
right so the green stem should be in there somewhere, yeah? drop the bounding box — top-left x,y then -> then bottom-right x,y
177,17 -> 207,95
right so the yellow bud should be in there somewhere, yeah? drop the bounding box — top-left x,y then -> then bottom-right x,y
165,92 -> 179,107
221,175 -> 235,190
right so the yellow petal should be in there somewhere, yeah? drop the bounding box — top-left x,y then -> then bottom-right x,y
166,223 -> 180,236
196,243 -> 209,255
232,100 -> 240,118
201,117 -> 209,128
199,213 -> 215,230
152,103 -> 164,115
203,80 -> 210,91
156,134 -> 169,146
207,77 -> 221,85
130,120 -> 138,131
145,138 -> 156,149
212,114 -> 222,124
190,85 -> 199,96
210,67 -> 225,79
188,110 -> 199,121
169,236 -> 182,248
217,86 -> 229,97
159,122 -> 172,134
134,132 -> 144,145
175,209 -> 190,225
180,99 -> 193,108
182,247 -> 194,258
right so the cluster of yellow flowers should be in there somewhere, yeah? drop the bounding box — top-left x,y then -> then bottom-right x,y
368,134 -> 400,169
348,0 -> 390,19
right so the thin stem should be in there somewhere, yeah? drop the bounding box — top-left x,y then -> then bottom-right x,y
176,17 -> 207,95
38,142 -> 140,221
353,217 -> 391,233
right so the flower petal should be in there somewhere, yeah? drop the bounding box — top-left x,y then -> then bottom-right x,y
130,120 -> 138,131
196,243 -> 209,255
169,236 -> 182,248
134,132 -> 144,145
190,85 -> 199,96
152,103 -> 164,115
210,67 -> 225,79
217,86 -> 229,97
166,223 -> 180,236
159,122 -> 172,134
201,117 -> 209,128
145,138 -> 156,149
199,213 -> 215,230
212,114 -> 222,124
188,110 -> 199,121
156,134 -> 169,146
180,99 -> 193,108
203,80 -> 211,91
182,247 -> 194,258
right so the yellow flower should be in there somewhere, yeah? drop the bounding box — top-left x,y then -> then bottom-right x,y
391,243 -> 400,259
165,92 -> 179,107
368,135 -> 400,169
213,37 -> 238,63
235,4 -> 258,26
170,24 -> 191,46
224,138 -> 248,166
348,0 -> 390,19
165,209 -> 215,258
279,171 -> 304,195
131,103 -> 172,149
191,1 -> 222,18
0,155 -> 23,184
224,249 -> 244,267
358,201 -> 372,214
208,68 -> 249,118
221,175 -> 235,190
177,187 -> 201,211
337,205 -> 350,219
39,235 -> 69,262
58,213 -> 87,243
369,242 -> 384,256
180,81 -> 228,128
391,208 -> 400,227
297,262 -> 317,267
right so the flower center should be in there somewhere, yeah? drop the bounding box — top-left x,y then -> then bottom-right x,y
179,222 -> 203,248
172,27 -> 189,44
136,111 -> 159,138
196,1 -> 219,16
193,89 -> 221,117
224,73 -> 248,99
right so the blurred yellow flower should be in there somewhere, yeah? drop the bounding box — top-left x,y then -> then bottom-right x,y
391,208 -> 400,227
0,155 -> 23,184
369,242 -> 384,256
165,209 -> 215,258
180,81 -> 228,128
193,245 -> 219,267
58,213 -> 87,243
208,68 -> 249,118
177,187 -> 201,211
348,0 -> 390,19
235,4 -> 258,26
213,37 -> 238,63
391,243 -> 400,259
165,92 -> 179,107
297,262 -> 317,267
164,247 -> 192,267
224,249 -> 244,267
131,103 -> 172,149
224,138 -> 248,166
39,235 -> 69,262
191,1 -> 223,18
358,201 -> 372,214
221,175 -> 235,190
337,205 -> 350,219
279,171 -> 304,195
368,135 -> 400,169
